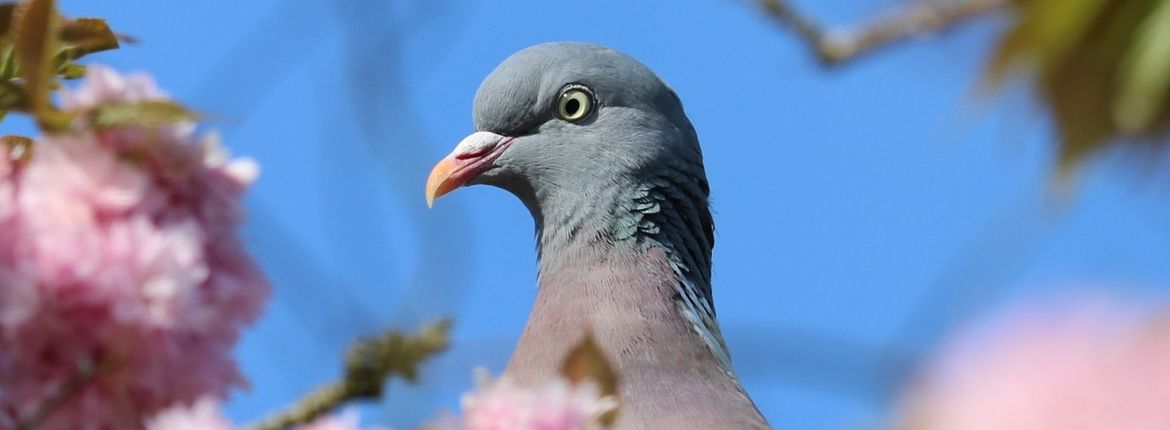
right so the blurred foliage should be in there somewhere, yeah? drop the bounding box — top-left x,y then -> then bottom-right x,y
0,0 -> 194,132
760,0 -> 1170,172
987,0 -> 1170,169
89,100 -> 199,129
2,0 -> 115,126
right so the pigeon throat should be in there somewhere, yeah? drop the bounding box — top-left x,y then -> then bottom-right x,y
528,171 -> 730,367
531,170 -> 714,283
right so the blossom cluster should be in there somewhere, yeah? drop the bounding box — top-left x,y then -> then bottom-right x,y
0,66 -> 268,429
147,371 -> 615,430
0,65 -> 615,430
146,397 -> 385,430
427,370 -> 618,430
897,294 -> 1170,430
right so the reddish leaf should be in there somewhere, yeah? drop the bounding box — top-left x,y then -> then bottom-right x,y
560,331 -> 620,426
59,17 -> 118,58
13,0 -> 68,130
0,3 -> 17,39
2,134 -> 32,164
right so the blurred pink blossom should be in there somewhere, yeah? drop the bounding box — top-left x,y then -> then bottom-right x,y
145,397 -> 388,430
145,397 -> 233,430
896,294 -> 1170,430
297,410 -> 389,430
0,66 -> 268,429
426,370 -> 618,430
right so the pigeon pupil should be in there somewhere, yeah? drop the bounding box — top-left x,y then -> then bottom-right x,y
565,98 -> 580,116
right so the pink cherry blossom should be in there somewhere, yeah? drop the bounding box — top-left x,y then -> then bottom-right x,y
145,397 -> 234,430
145,397 -> 388,430
297,409 -> 390,430
895,294 -> 1170,430
0,66 -> 268,429
427,370 -> 618,430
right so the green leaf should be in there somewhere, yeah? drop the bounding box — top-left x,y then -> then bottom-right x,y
0,3 -> 125,129
0,44 -> 16,80
1115,0 -> 1170,132
89,100 -> 200,129
985,0 -> 1169,171
985,0 -> 1108,86
0,79 -> 26,111
55,60 -> 81,79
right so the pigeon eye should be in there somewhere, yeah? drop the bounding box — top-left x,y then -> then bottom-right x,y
556,86 -> 594,123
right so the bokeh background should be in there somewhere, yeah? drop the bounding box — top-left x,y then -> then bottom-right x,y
42,0 -> 1170,428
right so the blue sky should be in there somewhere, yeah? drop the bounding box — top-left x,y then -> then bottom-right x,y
43,1 -> 1170,428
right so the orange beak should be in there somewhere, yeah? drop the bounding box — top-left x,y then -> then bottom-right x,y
425,132 -> 513,207
425,156 -> 463,207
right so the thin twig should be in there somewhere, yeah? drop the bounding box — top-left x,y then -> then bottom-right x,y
17,358 -> 102,430
243,319 -> 452,430
757,0 -> 1013,66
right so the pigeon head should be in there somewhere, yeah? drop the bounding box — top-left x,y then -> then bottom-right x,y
424,44 -> 769,426
427,42 -> 713,274
426,42 -> 704,212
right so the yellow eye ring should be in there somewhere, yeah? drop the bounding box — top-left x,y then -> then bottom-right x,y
556,87 -> 593,122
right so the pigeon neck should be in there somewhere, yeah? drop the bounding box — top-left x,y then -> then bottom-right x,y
529,172 -> 730,368
532,174 -> 714,281
508,230 -> 762,427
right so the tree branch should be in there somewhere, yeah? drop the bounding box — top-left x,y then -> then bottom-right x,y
243,319 -> 452,430
757,0 -> 1014,66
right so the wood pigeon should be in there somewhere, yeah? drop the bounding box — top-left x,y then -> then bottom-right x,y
426,42 -> 771,429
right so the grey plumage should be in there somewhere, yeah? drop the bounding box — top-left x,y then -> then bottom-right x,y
435,42 -> 770,429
